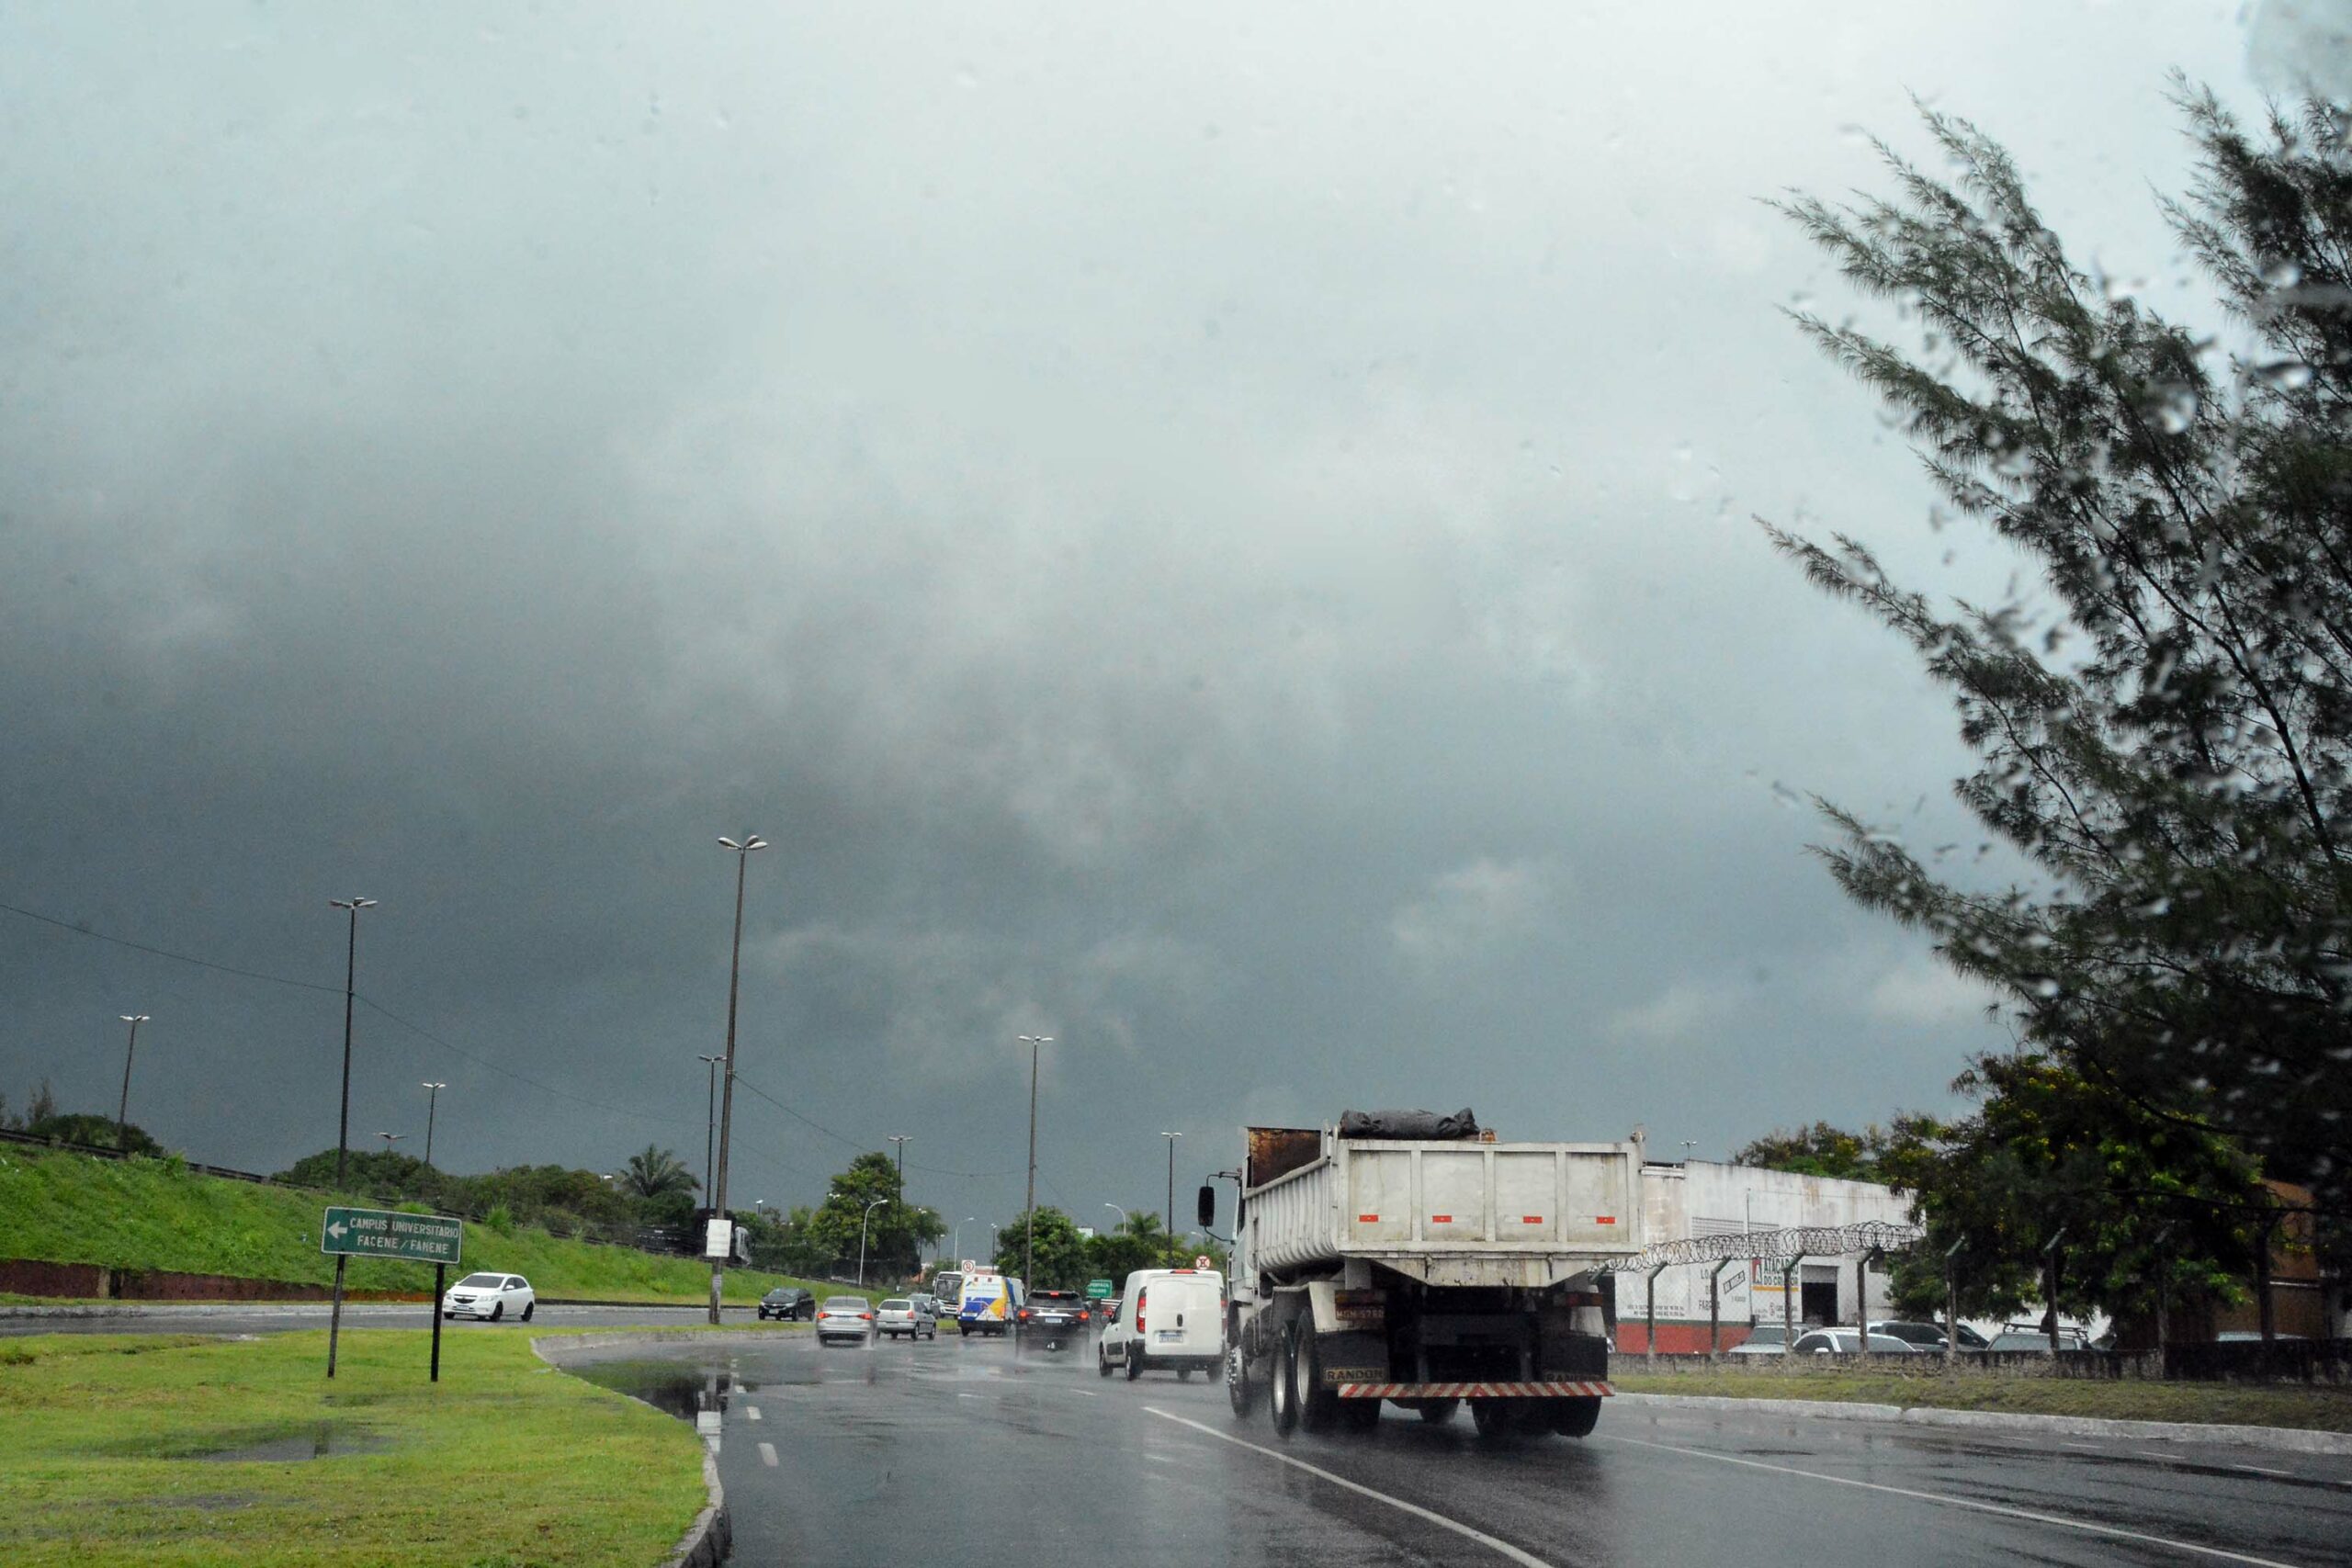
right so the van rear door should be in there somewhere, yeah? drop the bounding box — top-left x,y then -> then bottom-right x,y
1140,1275 -> 1222,1357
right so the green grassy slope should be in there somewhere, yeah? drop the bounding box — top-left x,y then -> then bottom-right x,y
0,1145 -> 821,1303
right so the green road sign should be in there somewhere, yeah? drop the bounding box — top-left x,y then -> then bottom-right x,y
321,1206 -> 463,1266
1085,1278 -> 1113,1299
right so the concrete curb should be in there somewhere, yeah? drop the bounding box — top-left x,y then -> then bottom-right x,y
1613,1392 -> 2352,1456
532,1330 -> 782,1568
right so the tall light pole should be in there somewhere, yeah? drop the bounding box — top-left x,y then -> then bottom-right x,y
1017,1034 -> 1054,1283
1161,1131 -> 1182,1236
1104,1202 -> 1127,1230
114,1014 -> 149,1149
328,897 -> 377,1188
954,1215 -> 978,1263
888,1134 -> 910,1190
708,835 -> 768,1325
421,1083 -> 446,1169
695,1054 -> 723,1210
857,1196 -> 888,1288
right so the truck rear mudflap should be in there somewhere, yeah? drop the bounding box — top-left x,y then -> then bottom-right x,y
1336,1380 -> 1611,1399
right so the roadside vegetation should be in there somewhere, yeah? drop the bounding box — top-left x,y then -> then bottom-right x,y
0,1329 -> 706,1567
1611,1366 -> 2352,1432
0,1145 -> 823,1303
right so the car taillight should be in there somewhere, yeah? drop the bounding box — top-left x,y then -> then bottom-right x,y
1018,1309 -> 1029,1321
1078,1310 -> 1089,1322
862,1312 -> 875,1321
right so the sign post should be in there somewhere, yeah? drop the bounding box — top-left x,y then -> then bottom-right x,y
319,1206 -> 464,1382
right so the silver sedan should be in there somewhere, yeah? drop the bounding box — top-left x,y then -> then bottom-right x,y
876,1298 -> 937,1340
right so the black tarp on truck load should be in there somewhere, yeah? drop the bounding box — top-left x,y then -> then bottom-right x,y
1336,1108 -> 1480,1140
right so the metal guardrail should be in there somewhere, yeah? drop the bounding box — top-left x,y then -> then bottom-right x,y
1604,1219 -> 1923,1273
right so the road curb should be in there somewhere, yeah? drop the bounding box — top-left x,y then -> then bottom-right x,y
532,1331 -> 765,1568
1612,1392 -> 2352,1455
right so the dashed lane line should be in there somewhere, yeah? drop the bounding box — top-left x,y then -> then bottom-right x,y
757,1442 -> 778,1468
1602,1434 -> 2312,1568
1142,1408 -> 1553,1568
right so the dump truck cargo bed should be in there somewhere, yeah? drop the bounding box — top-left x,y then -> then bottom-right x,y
1243,1128 -> 1642,1287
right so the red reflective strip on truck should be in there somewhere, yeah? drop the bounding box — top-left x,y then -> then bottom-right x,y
1431,1214 -> 1453,1224
1333,1381 -> 1613,1400
1358,1214 -> 1379,1224
1594,1215 -> 1616,1224
1521,1215 -> 1543,1224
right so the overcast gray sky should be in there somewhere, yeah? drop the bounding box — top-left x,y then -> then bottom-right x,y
0,3 -> 2315,1226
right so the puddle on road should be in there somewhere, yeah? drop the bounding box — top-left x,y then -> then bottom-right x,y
569,1357 -> 753,1454
190,1424 -> 389,1462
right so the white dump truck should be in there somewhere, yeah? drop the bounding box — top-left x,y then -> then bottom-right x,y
1205,1110 -> 1639,1439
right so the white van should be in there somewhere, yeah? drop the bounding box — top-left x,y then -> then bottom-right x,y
1097,1268 -> 1223,1380
956,1272 -> 1025,1336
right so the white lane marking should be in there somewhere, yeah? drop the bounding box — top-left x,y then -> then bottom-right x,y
1066,1389 -> 1100,1397
746,1406 -> 762,1421
956,1393 -> 982,1400
757,1442 -> 778,1468
1603,1434 -> 2312,1568
2233,1464 -> 2296,1479
1143,1408 -> 1554,1568
2137,1450 -> 2181,1462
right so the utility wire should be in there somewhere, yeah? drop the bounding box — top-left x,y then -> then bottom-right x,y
0,898 -> 344,994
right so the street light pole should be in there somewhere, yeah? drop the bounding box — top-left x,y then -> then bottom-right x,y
709,835 -> 769,1325
377,1131 -> 404,1154
860,1203 -> 884,1288
421,1083 -> 446,1169
954,1216 -> 977,1263
1017,1035 -> 1054,1283
1104,1202 -> 1127,1228
695,1054 -> 723,1211
114,1014 -> 149,1149
328,898 -> 376,1189
1160,1131 -> 1182,1236
888,1134 -> 910,1190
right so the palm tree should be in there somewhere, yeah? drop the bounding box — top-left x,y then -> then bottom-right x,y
621,1145 -> 697,1201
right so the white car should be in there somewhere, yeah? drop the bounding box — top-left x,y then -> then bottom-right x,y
441,1271 -> 536,1322
816,1295 -> 876,1345
1097,1268 -> 1223,1381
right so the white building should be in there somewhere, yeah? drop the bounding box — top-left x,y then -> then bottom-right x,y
1616,1158 -> 1914,1352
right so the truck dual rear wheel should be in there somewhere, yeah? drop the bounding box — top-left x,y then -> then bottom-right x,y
1293,1326 -> 1337,1434
1548,1397 -> 1601,1438
1227,1346 -> 1255,1419
1268,1326 -> 1300,1438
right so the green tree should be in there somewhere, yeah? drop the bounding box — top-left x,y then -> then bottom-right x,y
619,1145 -> 698,1201
803,1153 -> 945,1283
1768,85 -> 2352,1223
22,1111 -> 164,1156
1879,1052 -> 2264,1326
1732,1122 -> 1889,1181
993,1206 -> 1091,1290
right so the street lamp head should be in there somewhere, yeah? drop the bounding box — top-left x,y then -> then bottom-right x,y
1017,1034 -> 1054,1044
329,897 -> 378,910
718,835 -> 770,852
423,1081 -> 446,1090
119,1014 -> 149,1024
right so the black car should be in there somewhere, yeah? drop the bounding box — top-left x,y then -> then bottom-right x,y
757,1287 -> 815,1321
1017,1288 -> 1091,1350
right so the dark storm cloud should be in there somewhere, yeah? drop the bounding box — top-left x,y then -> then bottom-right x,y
0,3 -> 2262,1222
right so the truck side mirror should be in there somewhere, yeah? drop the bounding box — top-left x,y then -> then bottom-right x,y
1197,1183 -> 1216,1230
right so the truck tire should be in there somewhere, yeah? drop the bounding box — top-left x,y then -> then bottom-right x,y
1294,1329 -> 1337,1434
1268,1325 -> 1300,1438
1548,1397 -> 1601,1438
1469,1399 -> 1514,1438
1416,1398 -> 1460,1426
1227,1346 -> 1255,1419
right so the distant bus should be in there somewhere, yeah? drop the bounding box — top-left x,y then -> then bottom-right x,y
932,1270 -> 963,1310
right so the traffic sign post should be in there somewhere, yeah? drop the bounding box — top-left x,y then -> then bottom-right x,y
319,1207 -> 464,1382
1085,1279 -> 1113,1299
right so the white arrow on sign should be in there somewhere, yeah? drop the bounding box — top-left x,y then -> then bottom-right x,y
327,1221 -> 347,1240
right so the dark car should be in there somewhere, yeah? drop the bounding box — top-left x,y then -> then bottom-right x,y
1016,1288 -> 1091,1350
757,1287 -> 815,1322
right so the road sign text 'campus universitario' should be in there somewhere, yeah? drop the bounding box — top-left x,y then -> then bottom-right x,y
320,1206 -> 463,1266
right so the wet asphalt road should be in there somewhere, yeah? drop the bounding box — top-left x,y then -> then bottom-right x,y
0,1301 -> 761,1336
571,1331 -> 2352,1568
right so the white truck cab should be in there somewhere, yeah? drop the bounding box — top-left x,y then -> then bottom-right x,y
1097,1267 -> 1224,1381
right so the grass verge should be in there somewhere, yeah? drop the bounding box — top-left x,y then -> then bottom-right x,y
1610,1368 -> 2352,1431
0,1145 -> 827,1303
0,1328 -> 705,1567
